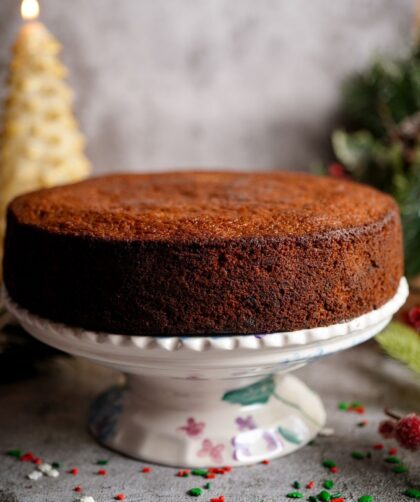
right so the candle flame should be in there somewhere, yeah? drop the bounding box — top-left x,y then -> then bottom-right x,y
21,0 -> 40,21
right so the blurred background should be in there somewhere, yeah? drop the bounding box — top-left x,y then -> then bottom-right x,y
0,0 -> 417,172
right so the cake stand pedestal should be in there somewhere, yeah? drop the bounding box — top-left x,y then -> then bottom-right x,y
3,278 -> 408,467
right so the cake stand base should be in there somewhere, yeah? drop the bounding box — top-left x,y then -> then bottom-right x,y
89,373 -> 325,467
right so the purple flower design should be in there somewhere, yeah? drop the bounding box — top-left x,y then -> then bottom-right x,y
235,415 -> 257,431
263,431 -> 282,451
178,417 -> 205,437
197,439 -> 225,464
231,435 -> 252,461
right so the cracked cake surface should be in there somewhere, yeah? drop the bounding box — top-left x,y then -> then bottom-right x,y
3,171 -> 403,335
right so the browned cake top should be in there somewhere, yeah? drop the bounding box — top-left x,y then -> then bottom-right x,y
9,171 -> 398,242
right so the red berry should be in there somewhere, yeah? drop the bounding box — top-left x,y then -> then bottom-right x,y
328,163 -> 346,178
378,419 -> 396,439
394,413 -> 420,451
408,306 -> 420,330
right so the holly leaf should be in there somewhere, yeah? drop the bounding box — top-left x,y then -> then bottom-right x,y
222,376 -> 275,406
376,321 -> 420,373
277,426 -> 302,445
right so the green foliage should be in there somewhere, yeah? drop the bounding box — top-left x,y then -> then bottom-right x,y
376,321 -> 420,373
222,375 -> 275,405
326,47 -> 420,278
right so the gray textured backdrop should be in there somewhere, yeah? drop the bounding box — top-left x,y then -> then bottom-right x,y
0,0 -> 416,174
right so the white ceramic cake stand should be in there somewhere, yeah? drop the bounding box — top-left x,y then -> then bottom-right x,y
4,278 -> 408,467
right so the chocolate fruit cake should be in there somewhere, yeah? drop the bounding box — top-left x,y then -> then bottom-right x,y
3,171 -> 403,336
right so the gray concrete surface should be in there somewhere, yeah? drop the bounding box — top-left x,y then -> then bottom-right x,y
0,342 -> 419,501
0,0 -> 416,173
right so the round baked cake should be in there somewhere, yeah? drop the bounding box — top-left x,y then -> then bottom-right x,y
3,171 -> 403,336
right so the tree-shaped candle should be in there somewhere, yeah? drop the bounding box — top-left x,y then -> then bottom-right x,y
0,0 -> 91,274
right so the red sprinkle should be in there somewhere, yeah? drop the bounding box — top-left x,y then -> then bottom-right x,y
206,473 -> 216,479
97,469 -> 107,476
354,406 -> 365,414
142,467 -> 152,473
389,447 -> 398,455
306,480 -> 315,489
69,468 -> 79,476
373,443 -> 384,450
20,452 -> 35,462
115,494 -> 125,501
330,466 -> 339,473
222,466 -> 232,472
176,469 -> 190,477
210,497 -> 225,502
262,459 -> 270,465
73,486 -> 83,493
33,458 -> 42,465
331,498 -> 345,502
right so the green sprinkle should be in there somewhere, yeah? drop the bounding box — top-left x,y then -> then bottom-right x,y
393,465 -> 409,473
322,459 -> 336,468
323,480 -> 334,489
351,451 -> 364,460
308,497 -> 318,502
308,440 -> 316,446
51,462 -> 60,469
191,469 -> 208,476
404,489 -> 420,499
331,494 -> 342,499
188,487 -> 203,497
7,449 -> 22,458
358,497 -> 373,502
317,491 -> 332,501
351,401 -> 363,408
385,456 -> 401,464
293,481 -> 301,489
286,492 -> 304,499
338,402 -> 349,411
203,482 -> 211,490
97,459 -> 109,465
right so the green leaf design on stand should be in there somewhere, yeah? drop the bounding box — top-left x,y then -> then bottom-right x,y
222,376 -> 275,405
376,321 -> 420,373
277,426 -> 302,445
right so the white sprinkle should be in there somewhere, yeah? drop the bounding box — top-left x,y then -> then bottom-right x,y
47,468 -> 60,478
80,497 -> 95,502
319,427 -> 335,437
28,470 -> 43,481
38,463 -> 52,473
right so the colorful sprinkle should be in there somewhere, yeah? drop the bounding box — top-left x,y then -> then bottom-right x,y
384,456 -> 400,464
388,447 -> 398,455
203,482 -> 211,489
306,481 -> 315,489
322,460 -> 336,468
403,489 -> 420,499
330,467 -> 339,474
74,486 -> 83,492
338,402 -> 350,411
308,497 -> 317,502
142,467 -> 152,473
323,480 -> 334,489
188,487 -> 203,497
293,481 -> 301,489
97,459 -> 108,465
28,470 -> 43,481
286,492 -> 304,499
20,452 -> 36,462
331,498 -> 345,502
47,469 -> 60,478
358,420 -> 368,427
351,451 -> 364,460
210,497 -> 225,502
206,473 -> 216,479
317,491 -> 332,501
358,496 -> 374,502
38,463 -> 53,474
7,449 -> 23,458
177,469 -> 190,477
69,467 -> 79,475
393,465 -> 408,473
262,459 -> 270,465
97,469 -> 107,475
115,494 -> 125,501
191,469 -> 207,476
372,444 -> 384,450
51,462 -> 60,468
